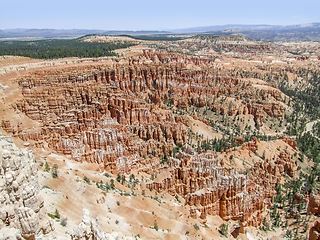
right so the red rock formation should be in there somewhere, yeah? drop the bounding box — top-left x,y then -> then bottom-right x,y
1,120 -> 13,134
212,99 -> 284,128
308,192 -> 320,215
279,136 -> 298,150
235,136 -> 245,145
241,137 -> 259,152
144,137 -> 297,227
276,151 -> 296,177
310,221 -> 320,240
145,147 -> 274,227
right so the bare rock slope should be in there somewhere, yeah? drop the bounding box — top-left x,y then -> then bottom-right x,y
0,133 -> 54,239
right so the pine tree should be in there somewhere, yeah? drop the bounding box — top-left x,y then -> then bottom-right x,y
110,179 -> 115,189
44,162 -> 50,172
55,209 -> 60,219
116,173 -> 121,183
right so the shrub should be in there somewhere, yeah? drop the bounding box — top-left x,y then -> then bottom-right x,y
116,173 -> 121,182
55,209 -> 60,219
44,162 -> 50,172
51,164 -> 58,178
110,179 -> 115,189
48,209 -> 61,220
219,223 -> 228,236
194,224 -> 199,231
47,213 -> 55,219
129,174 -> 135,182
83,176 -> 90,184
121,175 -> 125,185
154,220 -> 158,231
60,218 -> 67,227
261,218 -> 270,231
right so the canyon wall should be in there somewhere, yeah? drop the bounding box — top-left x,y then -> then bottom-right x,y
1,51 -> 285,174
146,138 -> 297,227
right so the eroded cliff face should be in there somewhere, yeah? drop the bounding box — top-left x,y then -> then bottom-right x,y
0,134 -> 54,239
310,221 -> 320,240
0,50 -> 290,233
145,138 -> 297,227
1,51 -> 285,173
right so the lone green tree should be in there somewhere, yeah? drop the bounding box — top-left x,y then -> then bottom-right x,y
116,173 -> 121,183
44,162 -> 50,172
219,223 -> 228,237
110,179 -> 115,189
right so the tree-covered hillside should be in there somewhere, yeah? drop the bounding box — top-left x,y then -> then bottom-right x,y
0,38 -> 136,59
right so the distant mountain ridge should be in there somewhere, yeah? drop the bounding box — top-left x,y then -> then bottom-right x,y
210,23 -> 320,42
170,22 -> 320,33
1,23 -> 320,41
0,29 -> 170,40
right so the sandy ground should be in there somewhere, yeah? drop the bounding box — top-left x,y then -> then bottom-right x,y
189,116 -> 223,140
36,150 -> 224,239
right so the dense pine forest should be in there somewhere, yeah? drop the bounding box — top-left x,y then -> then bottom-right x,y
0,38 -> 135,59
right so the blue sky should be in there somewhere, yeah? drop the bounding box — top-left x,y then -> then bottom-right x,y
1,0 -> 319,30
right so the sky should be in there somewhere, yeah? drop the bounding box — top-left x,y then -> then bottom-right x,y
1,0 -> 320,30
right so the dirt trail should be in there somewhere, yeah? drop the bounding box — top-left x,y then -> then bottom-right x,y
304,119 -> 320,140
306,120 -> 320,132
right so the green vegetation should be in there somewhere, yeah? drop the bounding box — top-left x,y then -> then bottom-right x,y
55,209 -> 60,219
266,153 -> 319,239
219,223 -> 228,237
121,175 -> 126,185
193,133 -> 276,153
312,121 -> 320,138
297,132 -> 320,164
160,152 -> 169,164
0,38 -> 135,59
279,69 -> 320,120
154,220 -> 158,231
116,173 -> 121,183
47,209 -> 60,220
104,172 -> 111,178
51,164 -> 58,178
193,223 -> 200,231
44,162 -> 50,172
83,175 -> 90,184
110,179 -> 115,189
96,180 -> 112,192
129,174 -> 135,182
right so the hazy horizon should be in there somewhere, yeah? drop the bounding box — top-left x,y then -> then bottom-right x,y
2,22 -> 320,32
1,0 -> 319,31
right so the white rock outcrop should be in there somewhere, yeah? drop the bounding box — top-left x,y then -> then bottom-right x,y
0,134 -> 54,239
67,209 -> 137,240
